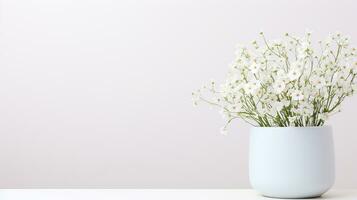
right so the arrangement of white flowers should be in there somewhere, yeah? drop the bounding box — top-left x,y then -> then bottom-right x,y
192,32 -> 357,133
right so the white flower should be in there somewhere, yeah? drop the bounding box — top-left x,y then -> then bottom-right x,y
281,99 -> 290,107
249,62 -> 261,74
195,31 -> 357,128
288,69 -> 301,80
244,80 -> 261,95
296,102 -> 314,115
191,92 -> 200,106
298,42 -> 313,56
273,80 -> 286,94
272,101 -> 285,112
310,76 -> 326,89
228,104 -> 241,112
244,84 -> 256,94
318,113 -> 328,121
290,61 -> 305,71
342,82 -> 352,93
256,103 -> 266,115
276,70 -> 286,77
290,90 -> 304,101
352,63 -> 357,74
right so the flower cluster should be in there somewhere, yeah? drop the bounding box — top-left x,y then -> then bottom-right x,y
192,32 -> 357,133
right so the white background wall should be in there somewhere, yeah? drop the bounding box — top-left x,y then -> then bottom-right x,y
0,0 -> 356,188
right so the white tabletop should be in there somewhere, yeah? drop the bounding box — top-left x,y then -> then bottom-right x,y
0,189 -> 356,200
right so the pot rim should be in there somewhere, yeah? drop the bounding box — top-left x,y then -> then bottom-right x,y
251,125 -> 331,130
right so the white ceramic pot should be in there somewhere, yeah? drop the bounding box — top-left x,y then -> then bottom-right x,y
249,126 -> 335,199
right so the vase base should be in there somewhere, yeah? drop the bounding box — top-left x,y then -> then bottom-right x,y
262,194 -> 322,199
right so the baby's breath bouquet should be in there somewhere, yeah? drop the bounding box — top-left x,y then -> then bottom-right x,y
192,32 -> 357,133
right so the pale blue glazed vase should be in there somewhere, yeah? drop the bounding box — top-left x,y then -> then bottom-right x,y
249,126 -> 335,199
